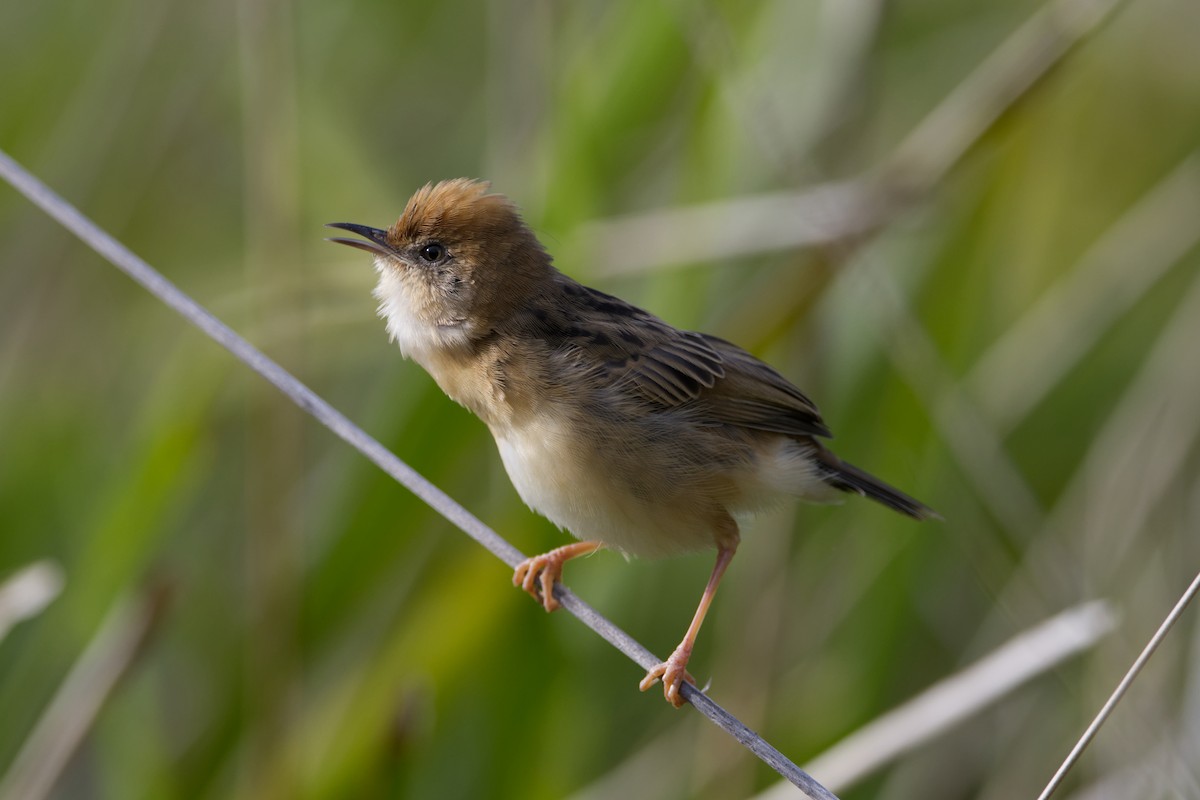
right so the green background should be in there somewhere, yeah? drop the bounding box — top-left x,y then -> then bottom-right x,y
2,0 -> 1199,798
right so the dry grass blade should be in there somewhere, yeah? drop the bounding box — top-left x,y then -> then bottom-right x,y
879,0 -> 1124,197
751,601 -> 1116,800
576,0 -> 1126,276
0,585 -> 168,800
576,179 -> 880,276
1046,263 -> 1200,583
864,267 -> 1045,538
966,155 -> 1200,432
0,562 -> 63,645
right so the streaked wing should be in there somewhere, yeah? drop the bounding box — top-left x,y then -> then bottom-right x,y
619,330 -> 725,406
532,281 -> 831,438
696,334 -> 830,438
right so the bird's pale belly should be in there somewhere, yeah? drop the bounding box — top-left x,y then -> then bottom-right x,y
492,416 -> 722,558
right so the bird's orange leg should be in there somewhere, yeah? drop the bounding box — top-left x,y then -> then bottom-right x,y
640,540 -> 738,707
513,541 -> 604,612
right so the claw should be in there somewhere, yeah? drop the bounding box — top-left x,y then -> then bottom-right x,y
639,647 -> 697,708
512,552 -> 563,612
511,541 -> 604,613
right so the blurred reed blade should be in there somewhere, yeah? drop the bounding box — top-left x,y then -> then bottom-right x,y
577,0 -> 1126,276
0,584 -> 169,800
866,266 -> 1046,538
877,0 -> 1125,197
967,155 -> 1200,433
1045,255 -> 1200,585
0,562 -> 63,645
752,601 -> 1117,799
577,179 -> 879,275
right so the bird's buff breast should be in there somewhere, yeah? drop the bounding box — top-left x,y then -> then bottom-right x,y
492,415 -> 717,558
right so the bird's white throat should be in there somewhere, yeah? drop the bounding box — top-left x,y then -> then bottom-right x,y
372,258 -> 471,363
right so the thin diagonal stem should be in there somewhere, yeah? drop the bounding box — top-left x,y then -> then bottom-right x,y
0,148 -> 837,800
1037,570 -> 1200,800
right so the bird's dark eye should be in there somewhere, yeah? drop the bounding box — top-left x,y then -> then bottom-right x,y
419,242 -> 446,263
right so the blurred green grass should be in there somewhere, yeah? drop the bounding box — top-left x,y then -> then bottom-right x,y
3,0 -> 1200,798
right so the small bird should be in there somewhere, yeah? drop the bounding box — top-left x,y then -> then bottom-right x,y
328,179 -> 935,707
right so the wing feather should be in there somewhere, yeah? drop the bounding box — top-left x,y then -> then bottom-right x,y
529,280 -> 831,438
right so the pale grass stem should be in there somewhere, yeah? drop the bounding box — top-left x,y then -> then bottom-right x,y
1038,571 -> 1200,800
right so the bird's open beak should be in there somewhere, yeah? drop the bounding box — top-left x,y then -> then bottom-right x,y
324,222 -> 395,257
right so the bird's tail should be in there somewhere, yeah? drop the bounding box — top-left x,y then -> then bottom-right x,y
815,449 -> 939,521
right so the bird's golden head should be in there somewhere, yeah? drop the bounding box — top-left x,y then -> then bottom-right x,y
327,179 -> 553,357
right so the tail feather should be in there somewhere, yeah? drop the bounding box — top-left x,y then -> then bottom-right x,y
816,451 -> 938,521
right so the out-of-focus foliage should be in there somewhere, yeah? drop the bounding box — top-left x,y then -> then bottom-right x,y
1,1 -> 1198,798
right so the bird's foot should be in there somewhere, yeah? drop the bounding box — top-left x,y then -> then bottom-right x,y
512,544 -> 585,612
639,645 -> 697,708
